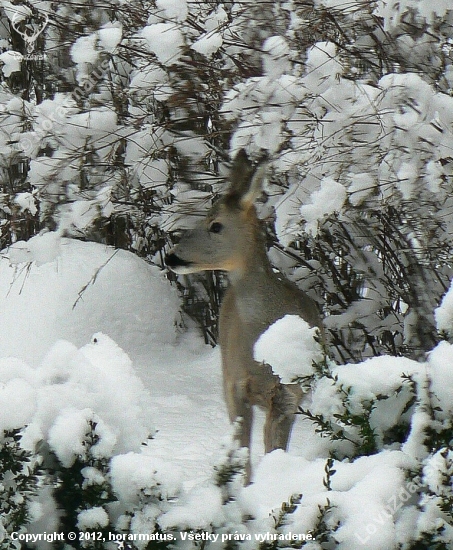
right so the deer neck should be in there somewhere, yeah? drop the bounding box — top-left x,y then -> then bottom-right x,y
227,243 -> 274,287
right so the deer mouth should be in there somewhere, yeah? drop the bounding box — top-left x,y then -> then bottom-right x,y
165,253 -> 194,273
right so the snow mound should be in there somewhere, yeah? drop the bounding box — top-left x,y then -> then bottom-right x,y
0,333 -> 154,465
159,485 -> 224,530
0,237 -> 179,364
240,449 -> 416,550
110,452 -> 183,504
254,315 -> 323,383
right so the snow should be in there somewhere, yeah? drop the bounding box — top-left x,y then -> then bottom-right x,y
305,42 -> 343,93
0,50 -> 22,76
98,24 -> 122,52
14,191 -> 37,215
328,355 -> 421,399
254,315 -> 323,383
300,176 -> 347,235
396,162 -> 418,199
136,158 -> 168,189
239,451 -> 327,519
0,333 -> 156,465
2,0 -> 453,544
423,449 -> 453,493
374,0 -> 451,29
0,236 -> 451,547
110,453 -> 183,504
156,0 -> 188,22
0,236 -> 230,484
1,1 -> 32,22
0,371 -> 36,431
8,231 -> 61,266
189,4 -> 226,56
70,34 -> 99,64
205,6 -> 228,31
435,281 -> 453,335
0,237 -> 179,364
426,342 -> 453,417
348,172 -> 375,206
191,32 -> 223,57
77,507 -> 109,530
313,0 -> 368,12
141,23 -> 184,64
27,157 -> 57,185
129,65 -> 173,101
262,36 -> 291,77
159,485 -> 224,530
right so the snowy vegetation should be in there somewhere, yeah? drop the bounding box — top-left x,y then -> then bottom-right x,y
1,0 -> 453,548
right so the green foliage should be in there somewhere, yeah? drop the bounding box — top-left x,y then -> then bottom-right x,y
0,429 -> 40,547
308,499 -> 338,549
50,420 -> 117,549
214,448 -> 248,492
259,494 -> 303,550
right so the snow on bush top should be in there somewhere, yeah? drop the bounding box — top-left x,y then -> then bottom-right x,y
0,237 -> 180,364
141,23 -> 184,65
0,333 -> 155,466
156,0 -> 188,22
110,452 -> 183,504
299,177 -> 347,236
253,314 -> 323,383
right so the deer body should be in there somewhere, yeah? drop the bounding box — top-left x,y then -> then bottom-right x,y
166,151 -> 323,482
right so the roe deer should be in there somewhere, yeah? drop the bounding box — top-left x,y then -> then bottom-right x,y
165,150 -> 324,482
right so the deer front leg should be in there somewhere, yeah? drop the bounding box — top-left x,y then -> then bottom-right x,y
223,376 -> 254,483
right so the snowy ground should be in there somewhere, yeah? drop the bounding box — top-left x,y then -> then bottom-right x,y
0,237 -> 326,486
1,236 -> 451,549
0,238 -> 228,484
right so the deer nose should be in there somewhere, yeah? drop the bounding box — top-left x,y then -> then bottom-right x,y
165,253 -> 192,269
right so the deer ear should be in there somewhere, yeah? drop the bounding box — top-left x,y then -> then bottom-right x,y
227,149 -> 268,209
228,149 -> 254,197
240,160 -> 268,209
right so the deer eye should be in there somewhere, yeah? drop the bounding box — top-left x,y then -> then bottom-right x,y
209,222 -> 223,234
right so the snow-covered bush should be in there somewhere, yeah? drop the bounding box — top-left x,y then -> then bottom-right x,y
0,429 -> 40,550
0,238 -> 182,547
1,0 -> 453,548
0,240 -> 452,548
0,332 -> 156,540
2,0 -> 452,356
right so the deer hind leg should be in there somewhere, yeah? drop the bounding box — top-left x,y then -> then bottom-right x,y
264,383 -> 303,453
